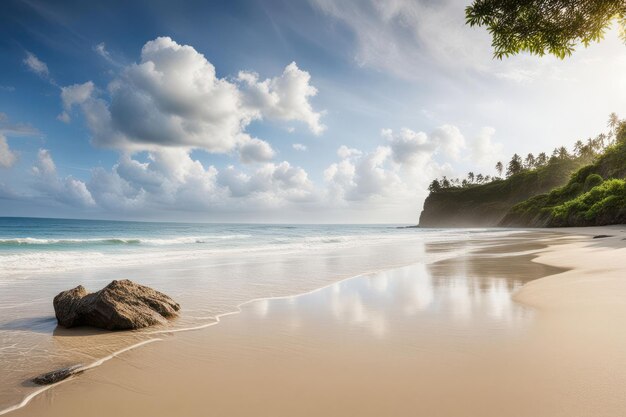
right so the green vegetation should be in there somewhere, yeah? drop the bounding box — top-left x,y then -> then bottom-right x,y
501,118 -> 626,227
420,114 -> 626,227
466,0 -> 626,59
428,120 -> 613,193
419,157 -> 587,227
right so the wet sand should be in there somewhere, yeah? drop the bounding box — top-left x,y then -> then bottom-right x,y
7,229 -> 626,417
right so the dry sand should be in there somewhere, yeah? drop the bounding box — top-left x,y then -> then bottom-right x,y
6,227 -> 626,417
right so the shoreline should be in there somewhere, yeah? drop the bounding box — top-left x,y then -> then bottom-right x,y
3,227 -> 626,416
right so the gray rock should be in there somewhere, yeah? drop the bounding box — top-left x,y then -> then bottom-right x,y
53,279 -> 180,330
32,364 -> 84,385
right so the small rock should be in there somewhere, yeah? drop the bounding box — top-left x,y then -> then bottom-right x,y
32,364 -> 84,385
592,235 -> 613,239
53,279 -> 180,330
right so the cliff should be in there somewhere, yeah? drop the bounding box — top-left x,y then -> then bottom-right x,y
418,159 -> 585,227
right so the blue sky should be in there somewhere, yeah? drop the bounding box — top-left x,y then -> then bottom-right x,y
1,0 -> 626,223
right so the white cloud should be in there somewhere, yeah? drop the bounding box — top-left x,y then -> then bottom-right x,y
382,127 -> 433,164
0,134 -> 16,168
23,51 -> 49,78
469,127 -> 505,171
292,143 -> 307,151
383,125 -> 465,165
337,145 -> 362,159
93,42 -> 120,66
430,125 -> 465,160
238,137 -> 276,163
239,62 -> 326,134
325,126 -> 466,205
32,149 -> 95,207
59,81 -> 95,123
62,37 -> 324,162
217,161 -> 315,204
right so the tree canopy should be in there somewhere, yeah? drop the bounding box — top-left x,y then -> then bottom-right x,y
466,0 -> 626,59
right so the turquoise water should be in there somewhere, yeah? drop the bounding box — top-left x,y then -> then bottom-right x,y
0,217 -> 412,249
0,217 -> 427,277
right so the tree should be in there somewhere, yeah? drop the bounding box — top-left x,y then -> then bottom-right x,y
608,112 -> 620,133
466,0 -> 626,59
557,146 -> 570,159
476,173 -> 484,183
441,176 -> 451,188
506,154 -> 523,177
467,172 -> 475,183
574,140 -> 585,156
495,161 -> 503,177
536,152 -> 548,167
524,153 -> 536,169
428,179 -> 442,193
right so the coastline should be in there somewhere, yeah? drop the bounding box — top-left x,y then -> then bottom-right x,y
4,227 -> 626,416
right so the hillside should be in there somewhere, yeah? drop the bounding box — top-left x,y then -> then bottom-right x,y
418,158 -> 586,227
500,138 -> 626,227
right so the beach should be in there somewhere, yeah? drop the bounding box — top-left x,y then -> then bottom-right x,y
2,225 -> 626,416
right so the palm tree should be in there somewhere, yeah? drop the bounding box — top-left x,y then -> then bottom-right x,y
506,154 -> 523,177
536,152 -> 547,167
428,179 -> 442,192
467,172 -> 475,183
476,173 -> 484,183
608,113 -> 620,133
495,161 -> 503,177
573,140 -> 584,156
557,146 -> 569,159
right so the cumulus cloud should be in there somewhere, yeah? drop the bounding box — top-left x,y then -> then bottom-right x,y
32,149 -> 95,207
337,145 -> 362,159
429,125 -> 465,160
58,82 -> 95,123
238,62 -> 326,134
292,143 -> 307,151
218,161 -> 315,204
383,125 -> 465,165
469,127 -> 504,170
325,126 -> 466,204
23,51 -> 49,78
238,137 -> 275,163
382,128 -> 433,164
0,134 -> 16,168
62,37 -> 324,160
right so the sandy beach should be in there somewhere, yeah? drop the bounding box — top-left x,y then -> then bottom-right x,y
1,227 -> 623,417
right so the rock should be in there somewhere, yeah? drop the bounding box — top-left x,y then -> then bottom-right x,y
32,364 -> 84,385
53,279 -> 180,330
592,234 -> 613,239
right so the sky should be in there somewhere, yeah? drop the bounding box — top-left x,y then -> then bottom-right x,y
1,0 -> 625,223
